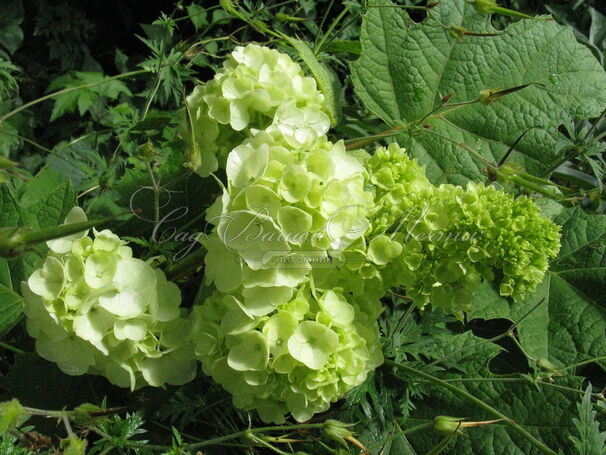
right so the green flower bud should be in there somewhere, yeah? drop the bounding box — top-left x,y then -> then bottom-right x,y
536,358 -> 562,376
323,419 -> 355,448
479,88 -> 503,104
450,25 -> 468,39
433,416 -> 465,434
433,415 -> 509,434
473,0 -> 497,13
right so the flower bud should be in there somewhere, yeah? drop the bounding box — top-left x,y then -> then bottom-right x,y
433,416 -> 465,434
323,420 -> 355,448
473,0 -> 497,13
479,88 -> 503,105
450,26 -> 468,39
536,358 -> 562,376
433,415 -> 510,434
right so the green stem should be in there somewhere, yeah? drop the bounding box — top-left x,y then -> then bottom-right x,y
187,423 -> 326,450
250,434 -> 290,455
492,6 -> 538,20
21,214 -> 123,244
0,69 -> 149,124
559,355 -> 606,372
315,6 -> 349,54
62,414 -> 75,438
384,359 -> 557,455
344,124 -> 406,150
146,162 -> 160,229
437,377 -> 604,399
165,246 -> 206,281
23,406 -> 69,418
0,342 -> 25,354
399,421 -> 433,436
121,423 -> 327,452
583,107 -> 606,140
426,432 -> 457,455
509,333 -> 536,362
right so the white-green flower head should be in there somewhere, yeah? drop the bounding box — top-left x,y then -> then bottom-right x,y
202,130 -> 373,291
269,101 -> 330,149
190,286 -> 383,424
184,44 -> 328,176
22,207 -> 197,389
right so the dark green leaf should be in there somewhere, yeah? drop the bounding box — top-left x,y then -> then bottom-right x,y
351,0 -> 606,184
0,0 -> 24,55
0,283 -> 22,335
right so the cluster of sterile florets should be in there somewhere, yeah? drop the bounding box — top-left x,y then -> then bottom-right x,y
202,129 -> 373,293
190,287 -> 382,423
184,43 -> 329,176
23,207 -> 196,389
193,44 -> 386,423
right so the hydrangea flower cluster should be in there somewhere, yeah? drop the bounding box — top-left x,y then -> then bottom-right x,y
22,207 -> 196,389
356,143 -> 561,311
192,45 -> 560,420
202,129 -> 373,295
190,286 -> 382,423
185,44 -> 329,176
193,44 -> 384,422
22,44 -> 562,426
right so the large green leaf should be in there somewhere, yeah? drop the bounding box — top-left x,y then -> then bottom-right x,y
405,376 -> 584,454
351,0 -> 606,184
400,330 -> 503,376
0,284 -> 23,335
19,169 -> 77,229
0,172 -> 76,335
470,208 -> 606,370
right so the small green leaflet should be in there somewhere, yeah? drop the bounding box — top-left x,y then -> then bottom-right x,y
569,386 -> 606,455
0,0 -> 24,57
351,0 -> 606,184
47,71 -> 132,121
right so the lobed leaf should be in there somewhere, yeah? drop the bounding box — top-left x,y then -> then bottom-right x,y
351,0 -> 606,184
